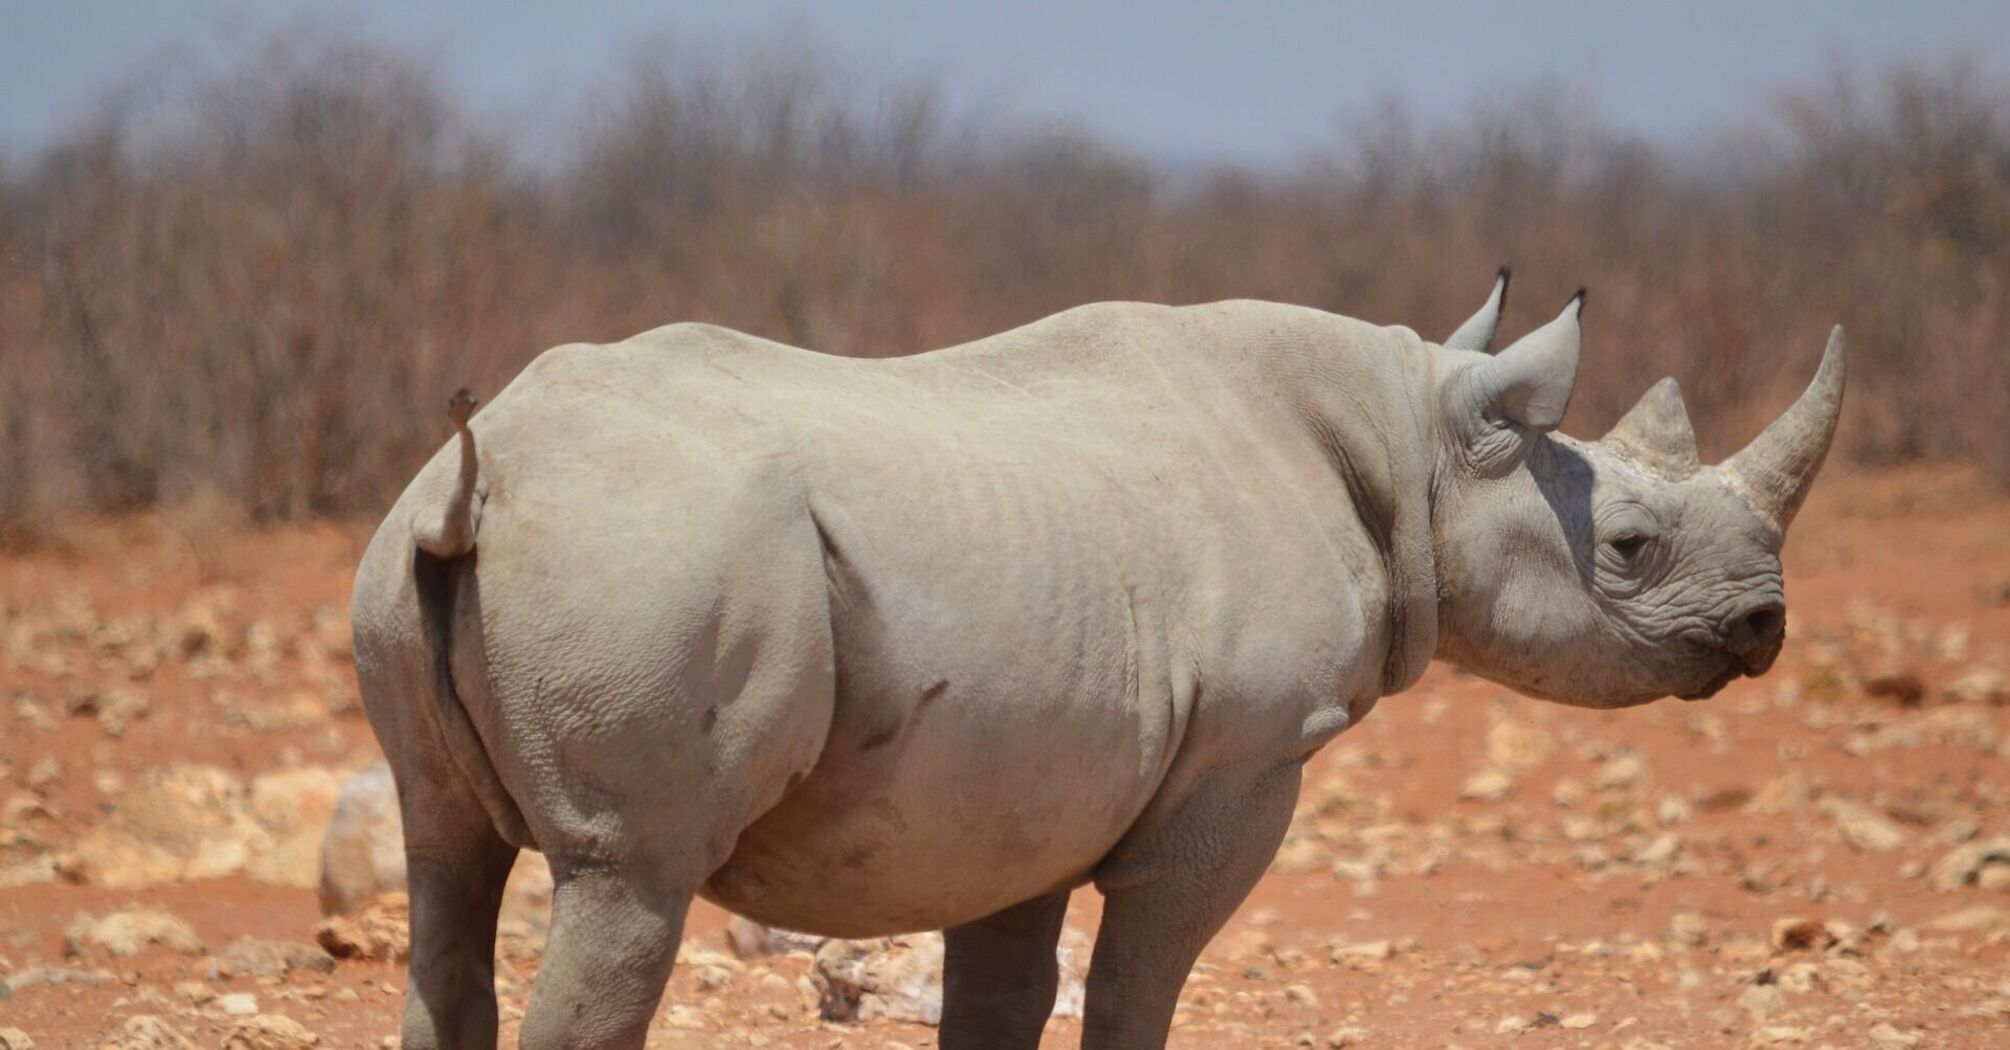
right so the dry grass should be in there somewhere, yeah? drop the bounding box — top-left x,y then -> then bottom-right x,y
3,32 -> 2007,524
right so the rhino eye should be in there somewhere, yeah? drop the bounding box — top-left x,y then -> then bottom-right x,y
1608,533 -> 1649,559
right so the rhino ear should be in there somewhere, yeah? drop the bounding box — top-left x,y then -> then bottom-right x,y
1461,291 -> 1583,432
1602,377 -> 1700,476
1444,292 -> 1583,474
1444,267 -> 1510,354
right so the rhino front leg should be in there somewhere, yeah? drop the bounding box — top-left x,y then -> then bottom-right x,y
1081,761 -> 1302,1050
940,889 -> 1072,1049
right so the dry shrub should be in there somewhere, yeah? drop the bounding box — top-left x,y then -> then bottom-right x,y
159,484 -> 247,583
2,31 -> 2006,529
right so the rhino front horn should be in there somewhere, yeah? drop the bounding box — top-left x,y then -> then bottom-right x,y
1723,326 -> 1847,532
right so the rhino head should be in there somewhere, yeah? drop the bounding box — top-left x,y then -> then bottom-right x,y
1426,272 -> 1845,707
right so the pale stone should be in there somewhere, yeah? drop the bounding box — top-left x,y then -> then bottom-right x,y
214,937 -> 336,979
1944,665 -> 2005,704
60,765 -> 264,887
1866,1023 -> 1920,1049
1486,716 -> 1555,772
65,908 -> 205,958
220,1015 -> 318,1050
1740,983 -> 1787,1020
812,934 -> 945,1025
1822,799 -> 1906,853
314,894 -> 411,962
1668,912 -> 1709,947
1594,753 -> 1646,790
244,767 -> 342,888
1459,767 -> 1515,802
1923,905 -> 2009,933
1925,838 -> 2010,891
317,764 -> 553,936
316,763 -> 405,915
99,1015 -> 197,1050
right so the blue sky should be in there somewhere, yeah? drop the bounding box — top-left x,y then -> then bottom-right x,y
5,1 -> 2007,167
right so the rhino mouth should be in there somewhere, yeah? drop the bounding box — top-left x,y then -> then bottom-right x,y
1677,662 -> 1745,701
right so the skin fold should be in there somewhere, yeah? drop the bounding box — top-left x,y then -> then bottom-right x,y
352,280 -> 1843,1049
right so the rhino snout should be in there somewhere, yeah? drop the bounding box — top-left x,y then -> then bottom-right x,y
1723,599 -> 1786,675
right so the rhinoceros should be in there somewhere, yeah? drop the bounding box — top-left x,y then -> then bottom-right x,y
352,271 -> 1844,1049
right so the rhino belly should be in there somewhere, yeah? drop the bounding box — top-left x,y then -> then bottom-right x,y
699,680 -> 1160,937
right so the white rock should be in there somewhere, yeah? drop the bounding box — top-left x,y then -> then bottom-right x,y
1866,1023 -> 1921,1049
317,763 -> 405,915
219,992 -> 261,1016
1925,837 -> 2010,892
0,854 -> 58,889
814,934 -> 945,1025
1485,715 -> 1555,772
1740,983 -> 1787,1020
317,762 -> 552,934
65,908 -> 205,958
1944,665 -> 2005,704
1635,832 -> 1683,870
1821,799 -> 1906,853
214,936 -> 336,978
221,1014 -> 318,1049
1667,912 -> 1709,947
1593,753 -> 1646,790
60,765 -> 263,887
1922,904 -> 2009,933
1,965 -> 113,994
1458,767 -> 1515,802
101,1015 -> 197,1050
810,930 -> 1084,1025
246,767 -> 342,888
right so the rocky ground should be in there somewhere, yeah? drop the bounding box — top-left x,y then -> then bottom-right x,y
2,466 -> 2007,1048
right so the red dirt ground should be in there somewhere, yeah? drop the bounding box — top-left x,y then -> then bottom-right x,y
3,466 -> 2007,1048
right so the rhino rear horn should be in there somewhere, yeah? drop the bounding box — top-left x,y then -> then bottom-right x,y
1444,267 -> 1510,354
1722,326 -> 1847,532
1603,377 -> 1700,477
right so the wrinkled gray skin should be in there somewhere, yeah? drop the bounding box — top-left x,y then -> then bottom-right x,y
353,271 -> 1844,1049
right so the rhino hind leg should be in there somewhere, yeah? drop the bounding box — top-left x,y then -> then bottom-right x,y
1081,761 -> 1303,1050
519,862 -> 688,1050
353,538 -> 522,1048
399,829 -> 516,1049
940,889 -> 1071,1049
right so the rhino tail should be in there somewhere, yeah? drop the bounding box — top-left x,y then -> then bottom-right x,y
404,387 -> 530,847
412,389 -> 483,558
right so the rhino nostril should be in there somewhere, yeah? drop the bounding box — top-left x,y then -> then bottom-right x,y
1736,604 -> 1785,647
